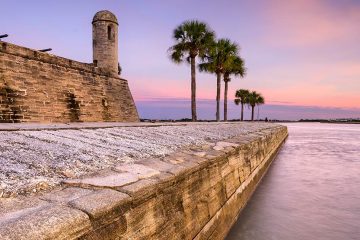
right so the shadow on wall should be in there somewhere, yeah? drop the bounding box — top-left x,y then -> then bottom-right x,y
102,98 -> 111,121
0,84 -> 22,123
66,92 -> 81,122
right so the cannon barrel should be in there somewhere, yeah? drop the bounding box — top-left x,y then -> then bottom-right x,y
39,48 -> 52,52
0,34 -> 9,39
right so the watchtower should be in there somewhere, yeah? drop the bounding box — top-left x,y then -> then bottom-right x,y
92,10 -> 119,76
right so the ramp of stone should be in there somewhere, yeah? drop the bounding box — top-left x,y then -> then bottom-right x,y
0,122 -> 288,239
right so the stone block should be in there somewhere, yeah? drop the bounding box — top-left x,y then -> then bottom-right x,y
119,178 -> 159,205
137,158 -> 187,177
0,204 -> 91,240
63,170 -> 139,189
114,163 -> 160,179
40,187 -> 93,203
69,188 -> 130,217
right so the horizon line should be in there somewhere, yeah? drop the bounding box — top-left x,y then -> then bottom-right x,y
133,97 -> 360,111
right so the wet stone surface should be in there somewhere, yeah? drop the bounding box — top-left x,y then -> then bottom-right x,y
0,122 -> 276,197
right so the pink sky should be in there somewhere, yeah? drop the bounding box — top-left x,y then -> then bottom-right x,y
129,0 -> 360,109
1,0 -> 359,119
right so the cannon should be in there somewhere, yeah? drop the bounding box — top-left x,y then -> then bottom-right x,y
39,48 -> 52,52
0,34 -> 9,40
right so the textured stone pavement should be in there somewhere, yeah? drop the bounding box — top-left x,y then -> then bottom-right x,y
0,122 -> 277,197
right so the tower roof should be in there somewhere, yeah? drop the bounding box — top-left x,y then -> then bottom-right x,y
92,10 -> 118,24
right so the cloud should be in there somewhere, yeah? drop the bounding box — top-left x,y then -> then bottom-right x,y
261,0 -> 360,47
128,0 -> 360,110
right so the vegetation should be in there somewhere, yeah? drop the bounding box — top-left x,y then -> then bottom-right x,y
199,39 -> 239,121
247,91 -> 265,121
223,56 -> 246,121
169,20 -> 263,122
234,89 -> 250,121
169,20 -> 215,121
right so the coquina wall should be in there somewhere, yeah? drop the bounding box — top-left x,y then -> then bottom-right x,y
0,42 -> 139,123
0,125 -> 287,240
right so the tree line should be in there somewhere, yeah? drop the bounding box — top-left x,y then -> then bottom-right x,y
168,20 -> 264,122
234,89 -> 264,121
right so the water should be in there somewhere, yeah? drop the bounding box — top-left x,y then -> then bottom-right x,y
226,123 -> 360,240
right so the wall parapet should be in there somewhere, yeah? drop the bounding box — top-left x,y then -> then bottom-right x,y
0,41 -> 139,123
0,125 -> 288,239
0,41 -> 114,77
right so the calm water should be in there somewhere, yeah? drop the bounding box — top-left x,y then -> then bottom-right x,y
226,123 -> 360,240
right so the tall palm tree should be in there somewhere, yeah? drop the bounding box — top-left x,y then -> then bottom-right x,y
223,56 -> 246,121
169,20 -> 215,121
234,89 -> 250,121
247,91 -> 265,121
199,39 -> 238,122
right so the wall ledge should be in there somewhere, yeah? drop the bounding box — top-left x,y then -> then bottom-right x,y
0,124 -> 288,239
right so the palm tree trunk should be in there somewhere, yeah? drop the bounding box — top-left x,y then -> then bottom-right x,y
241,103 -> 244,121
224,80 -> 228,121
190,56 -> 197,121
216,72 -> 221,122
251,106 -> 255,121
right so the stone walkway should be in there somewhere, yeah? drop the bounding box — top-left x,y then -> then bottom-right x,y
0,122 -> 277,197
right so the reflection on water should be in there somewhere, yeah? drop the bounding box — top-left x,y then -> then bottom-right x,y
226,123 -> 360,240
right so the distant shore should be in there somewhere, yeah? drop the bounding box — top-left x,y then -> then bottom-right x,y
140,118 -> 360,124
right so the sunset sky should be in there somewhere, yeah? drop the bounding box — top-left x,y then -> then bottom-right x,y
1,0 -> 359,120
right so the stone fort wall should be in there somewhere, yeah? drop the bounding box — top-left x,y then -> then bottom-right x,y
0,125 -> 288,239
0,41 -> 139,123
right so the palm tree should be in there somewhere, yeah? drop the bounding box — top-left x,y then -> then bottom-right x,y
234,89 -> 250,121
247,91 -> 265,121
199,39 -> 238,121
223,56 -> 246,121
169,20 -> 215,121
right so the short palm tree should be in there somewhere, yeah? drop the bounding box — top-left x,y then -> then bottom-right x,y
169,20 -> 215,121
223,56 -> 246,121
247,91 -> 265,121
234,89 -> 250,121
199,39 -> 238,121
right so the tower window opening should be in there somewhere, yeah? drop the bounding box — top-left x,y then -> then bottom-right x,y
108,25 -> 112,40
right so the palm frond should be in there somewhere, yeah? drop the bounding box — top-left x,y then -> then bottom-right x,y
169,20 -> 215,64
247,91 -> 265,107
223,56 -> 246,81
234,89 -> 250,104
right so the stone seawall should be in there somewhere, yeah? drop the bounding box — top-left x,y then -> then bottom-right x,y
0,42 -> 139,123
0,123 -> 287,239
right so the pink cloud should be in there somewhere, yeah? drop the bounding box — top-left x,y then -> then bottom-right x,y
131,77 -> 189,100
130,0 -> 360,110
261,0 -> 360,47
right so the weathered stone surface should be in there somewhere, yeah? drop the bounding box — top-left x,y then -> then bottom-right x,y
213,141 -> 239,151
92,10 -> 119,76
114,163 -> 160,179
0,122 -> 277,197
40,187 -> 93,203
119,178 -> 159,202
63,170 -> 139,189
69,189 -> 130,219
0,124 -> 288,240
118,177 -> 163,206
69,189 -> 130,238
137,158 -> 187,176
0,204 -> 91,240
0,40 -> 139,123
0,197 -> 49,230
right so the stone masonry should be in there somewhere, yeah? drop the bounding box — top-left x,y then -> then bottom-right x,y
0,122 -> 288,239
0,11 -> 139,123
